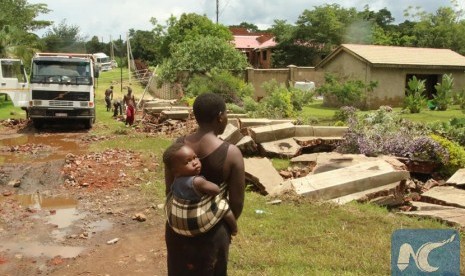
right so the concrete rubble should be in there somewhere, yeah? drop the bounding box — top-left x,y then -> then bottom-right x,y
283,160 -> 410,200
396,181 -> 465,227
140,99 -> 465,229
244,157 -> 290,196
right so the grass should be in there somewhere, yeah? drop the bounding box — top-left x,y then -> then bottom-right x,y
1,84 -> 465,274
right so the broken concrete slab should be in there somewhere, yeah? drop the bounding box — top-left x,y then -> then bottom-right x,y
218,123 -> 243,144
259,138 -> 301,158
403,201 -> 465,227
236,136 -> 257,155
331,182 -> 401,205
227,118 -> 240,128
239,118 -> 296,128
243,157 -> 285,195
294,125 -> 314,137
249,122 -> 295,143
421,186 -> 465,208
312,126 -> 348,137
294,126 -> 348,138
228,113 -> 248,118
290,153 -> 406,174
160,110 -> 190,120
145,106 -> 191,115
446,168 -> 465,186
285,160 -> 410,200
143,99 -> 177,108
294,137 -> 342,152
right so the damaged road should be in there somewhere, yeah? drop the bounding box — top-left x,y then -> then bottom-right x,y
0,124 -> 167,275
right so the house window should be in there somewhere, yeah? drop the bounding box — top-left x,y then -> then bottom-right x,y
262,50 -> 267,61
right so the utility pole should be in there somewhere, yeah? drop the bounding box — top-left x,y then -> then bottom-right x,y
216,0 -> 219,24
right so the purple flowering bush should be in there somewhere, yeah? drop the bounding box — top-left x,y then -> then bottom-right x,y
336,107 -> 450,165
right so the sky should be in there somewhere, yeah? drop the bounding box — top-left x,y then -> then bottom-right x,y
28,0 -> 455,43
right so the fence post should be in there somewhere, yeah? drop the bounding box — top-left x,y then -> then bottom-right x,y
287,64 -> 297,88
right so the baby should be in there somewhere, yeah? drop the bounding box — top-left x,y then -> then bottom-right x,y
163,142 -> 238,235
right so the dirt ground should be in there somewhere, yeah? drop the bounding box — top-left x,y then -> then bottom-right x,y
0,121 -> 167,276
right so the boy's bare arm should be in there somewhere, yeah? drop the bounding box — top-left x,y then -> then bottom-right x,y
193,177 -> 220,196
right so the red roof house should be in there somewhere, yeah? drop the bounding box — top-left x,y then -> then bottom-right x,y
230,27 -> 277,69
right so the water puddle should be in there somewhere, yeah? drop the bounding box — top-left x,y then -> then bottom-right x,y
0,194 -> 87,257
0,242 -> 84,258
0,133 -> 87,164
88,219 -> 113,232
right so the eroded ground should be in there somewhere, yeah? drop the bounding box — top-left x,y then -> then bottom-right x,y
0,122 -> 167,276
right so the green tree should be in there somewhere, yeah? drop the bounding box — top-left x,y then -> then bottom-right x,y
229,22 -> 259,33
269,19 -> 319,67
0,0 -> 51,59
0,0 -> 51,32
42,20 -> 86,53
85,36 -> 107,54
160,13 -> 232,60
295,4 -> 359,54
157,35 -> 248,84
128,29 -> 162,66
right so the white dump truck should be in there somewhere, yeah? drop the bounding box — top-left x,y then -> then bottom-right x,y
27,53 -> 99,129
92,52 -> 112,71
0,59 -> 29,107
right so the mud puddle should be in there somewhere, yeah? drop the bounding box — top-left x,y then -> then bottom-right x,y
0,194 -> 112,258
0,133 -> 87,164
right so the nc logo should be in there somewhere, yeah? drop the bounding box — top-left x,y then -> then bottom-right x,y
391,229 -> 460,275
397,234 -> 455,272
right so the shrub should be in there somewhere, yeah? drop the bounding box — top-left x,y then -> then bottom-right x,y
451,89 -> 465,106
316,73 -> 377,110
333,106 -> 359,122
289,86 -> 314,111
404,136 -> 449,164
226,103 -> 246,114
431,134 -> 465,177
185,69 -> 254,105
432,74 -> 454,111
427,118 -> 465,147
404,76 -> 427,113
245,79 -> 304,119
336,107 -> 449,165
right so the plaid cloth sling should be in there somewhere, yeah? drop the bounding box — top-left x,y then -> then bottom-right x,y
165,182 -> 230,237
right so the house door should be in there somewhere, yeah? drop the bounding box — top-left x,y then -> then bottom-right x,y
405,74 -> 439,99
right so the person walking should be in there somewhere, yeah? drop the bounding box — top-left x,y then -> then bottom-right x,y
104,86 -> 113,112
123,87 -> 136,126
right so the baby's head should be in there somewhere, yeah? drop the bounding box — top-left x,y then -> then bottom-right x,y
163,143 -> 201,177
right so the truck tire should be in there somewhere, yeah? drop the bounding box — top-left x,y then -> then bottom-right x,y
32,119 -> 43,130
84,118 -> 93,129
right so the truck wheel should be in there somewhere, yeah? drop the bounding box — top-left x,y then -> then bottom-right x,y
32,119 -> 43,130
84,118 -> 93,129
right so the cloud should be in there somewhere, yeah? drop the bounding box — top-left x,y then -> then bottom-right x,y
28,0 -> 454,42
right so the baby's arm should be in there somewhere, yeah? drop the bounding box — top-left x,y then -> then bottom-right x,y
193,176 -> 220,196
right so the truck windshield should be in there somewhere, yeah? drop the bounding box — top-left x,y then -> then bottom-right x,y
97,57 -> 110,63
31,60 -> 92,85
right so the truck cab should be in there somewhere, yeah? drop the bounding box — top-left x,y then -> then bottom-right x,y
0,59 -> 29,107
92,52 -> 112,71
28,53 -> 98,129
